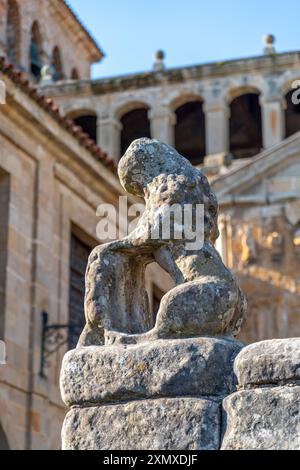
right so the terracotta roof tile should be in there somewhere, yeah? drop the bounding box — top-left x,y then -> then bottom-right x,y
0,57 -> 116,172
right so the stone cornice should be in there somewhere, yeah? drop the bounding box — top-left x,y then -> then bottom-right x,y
212,131 -> 300,198
44,51 -> 300,96
51,0 -> 104,63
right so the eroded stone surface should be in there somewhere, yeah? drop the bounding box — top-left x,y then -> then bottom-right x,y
62,398 -> 220,450
79,138 -> 247,347
222,386 -> 300,450
61,337 -> 243,406
235,338 -> 300,387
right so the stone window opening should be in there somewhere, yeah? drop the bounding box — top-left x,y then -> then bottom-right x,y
71,68 -> 80,80
68,111 -> 98,143
68,229 -> 96,350
229,93 -> 263,159
120,107 -> 151,158
284,88 -> 300,138
29,21 -> 43,79
6,0 -> 21,66
174,100 -> 206,165
52,46 -> 64,82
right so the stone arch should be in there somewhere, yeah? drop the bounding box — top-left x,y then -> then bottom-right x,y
225,85 -> 262,104
29,21 -> 43,79
283,83 -> 300,138
6,0 -> 21,65
228,88 -> 263,158
280,75 -> 300,97
67,109 -> 98,143
52,46 -> 64,81
0,423 -> 9,450
169,92 -> 203,112
118,102 -> 151,157
115,100 -> 151,120
171,95 -> 206,164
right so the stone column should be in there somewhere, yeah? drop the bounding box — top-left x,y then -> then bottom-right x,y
204,101 -> 229,156
97,115 -> 122,163
260,97 -> 284,149
149,108 -> 176,146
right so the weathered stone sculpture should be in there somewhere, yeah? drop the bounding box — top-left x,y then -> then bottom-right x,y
60,139 -> 246,450
78,138 -> 247,347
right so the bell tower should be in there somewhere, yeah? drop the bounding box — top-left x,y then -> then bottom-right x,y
0,0 -> 103,82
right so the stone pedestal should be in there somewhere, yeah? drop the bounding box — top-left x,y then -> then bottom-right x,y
221,338 -> 300,450
61,337 -> 243,450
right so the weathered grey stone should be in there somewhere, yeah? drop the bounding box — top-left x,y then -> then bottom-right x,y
222,386 -> 300,450
60,139 -> 248,451
61,337 -> 243,406
78,138 -> 246,347
235,338 -> 300,387
62,398 -> 220,450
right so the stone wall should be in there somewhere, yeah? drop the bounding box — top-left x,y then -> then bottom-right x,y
61,337 -> 243,450
0,70 -> 121,449
222,338 -> 300,450
61,337 -> 300,450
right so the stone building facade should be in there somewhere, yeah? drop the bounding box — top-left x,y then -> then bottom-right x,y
44,49 -> 300,166
0,0 -> 103,81
213,133 -> 300,343
0,0 -> 300,450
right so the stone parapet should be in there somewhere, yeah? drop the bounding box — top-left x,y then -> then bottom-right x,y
221,338 -> 300,450
61,336 -> 243,450
62,397 -> 220,451
61,337 -> 243,407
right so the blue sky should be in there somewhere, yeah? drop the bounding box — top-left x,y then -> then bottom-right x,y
68,0 -> 300,79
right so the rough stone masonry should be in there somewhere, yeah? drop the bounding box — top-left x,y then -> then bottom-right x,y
60,139 -> 300,450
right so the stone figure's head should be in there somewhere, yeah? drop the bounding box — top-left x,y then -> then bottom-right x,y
118,138 -> 219,242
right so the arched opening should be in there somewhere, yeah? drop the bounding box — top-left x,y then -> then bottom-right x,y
6,0 -> 21,65
29,21 -> 43,79
285,88 -> 300,138
229,93 -> 262,158
174,100 -> 206,164
71,67 -> 79,80
69,111 -> 97,143
52,46 -> 64,82
0,423 -> 9,450
120,107 -> 151,157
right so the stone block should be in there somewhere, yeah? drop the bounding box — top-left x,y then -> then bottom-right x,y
62,398 -> 220,450
60,337 -> 243,406
222,386 -> 300,450
235,338 -> 300,387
